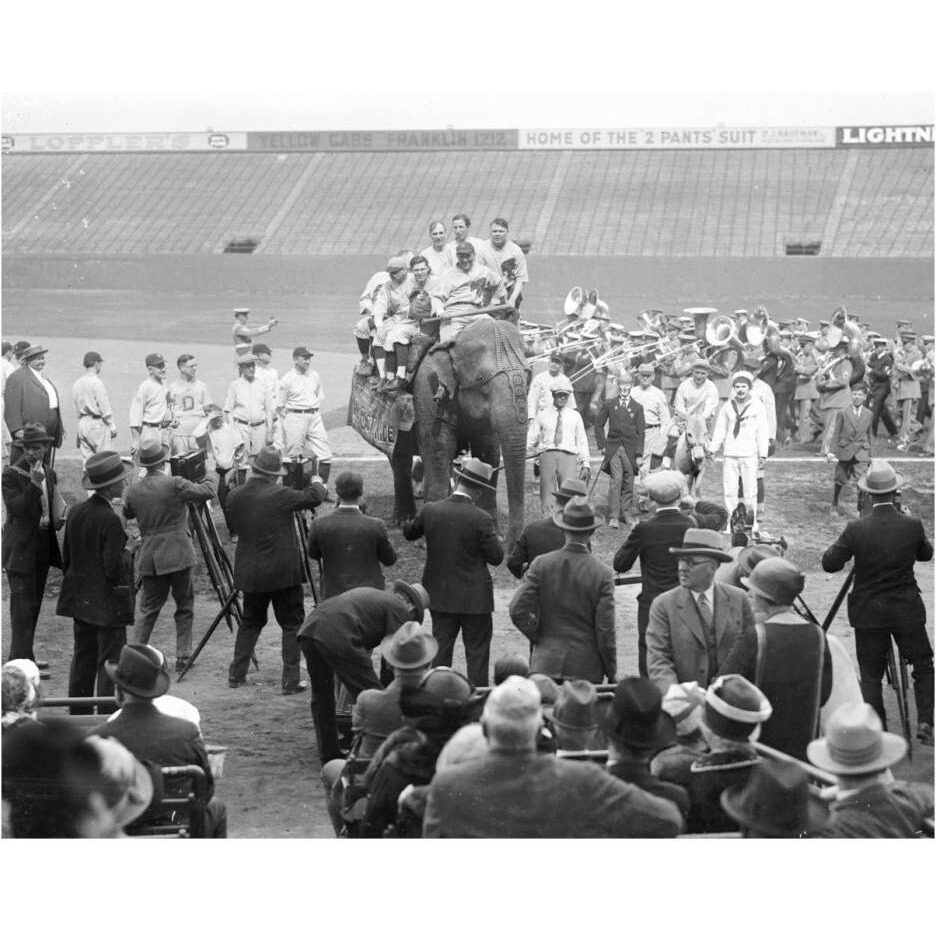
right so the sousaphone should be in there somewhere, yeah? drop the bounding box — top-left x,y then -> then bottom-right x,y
684,307 -> 719,343
745,306 -> 770,346
563,286 -> 585,318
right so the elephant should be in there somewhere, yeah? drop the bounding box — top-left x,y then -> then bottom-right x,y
372,317 -> 529,548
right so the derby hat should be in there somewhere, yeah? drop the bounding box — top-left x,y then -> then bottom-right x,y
552,478 -> 588,503
105,643 -> 171,699
669,528 -> 732,563
81,450 -> 130,490
604,677 -> 677,751
644,469 -> 685,504
553,495 -> 602,532
19,422 -> 54,445
380,621 -> 438,671
550,679 -> 599,732
807,702 -> 907,775
720,760 -> 829,837
390,580 -> 430,624
741,556 -> 805,606
857,459 -> 904,494
251,445 -> 287,476
20,344 -> 48,362
703,674 -> 772,742
135,440 -> 169,469
453,456 -> 497,492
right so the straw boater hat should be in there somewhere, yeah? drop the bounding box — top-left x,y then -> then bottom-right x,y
135,440 -> 170,469
105,644 -> 171,700
669,528 -> 733,563
720,760 -> 829,837
857,459 -> 904,495
553,495 -> 603,532
453,456 -> 497,492
81,451 -> 130,491
702,675 -> 772,742
807,702 -> 906,775
380,621 -> 437,671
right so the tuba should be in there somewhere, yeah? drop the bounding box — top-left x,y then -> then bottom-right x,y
563,286 -> 585,318
581,287 -> 600,320
825,305 -> 848,348
684,307 -> 719,343
639,309 -> 667,336
744,306 -> 770,346
705,314 -> 738,347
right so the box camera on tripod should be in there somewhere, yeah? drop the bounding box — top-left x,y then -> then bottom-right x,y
170,450 -> 208,483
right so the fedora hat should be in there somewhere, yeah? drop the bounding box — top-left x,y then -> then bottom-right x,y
81,450 -> 130,490
18,422 -> 54,445
380,621 -> 437,671
135,440 -> 169,469
807,702 -> 906,775
553,495 -> 602,532
550,679 -> 598,732
83,736 -> 155,829
703,674 -> 772,742
552,478 -> 588,503
741,557 -> 805,606
720,760 -> 829,837
604,677 -> 677,751
669,528 -> 732,563
20,344 -> 48,362
105,644 -> 171,699
857,459 -> 904,494
736,543 -> 781,577
644,470 -> 685,504
251,445 -> 287,476
453,456 -> 497,492
390,580 -> 430,624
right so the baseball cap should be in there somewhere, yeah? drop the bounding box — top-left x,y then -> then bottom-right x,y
145,353 -> 166,368
83,351 -> 103,367
293,346 -> 314,359
252,343 -> 272,355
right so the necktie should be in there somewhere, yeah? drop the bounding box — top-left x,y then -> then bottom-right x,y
553,408 -> 563,448
731,401 -> 748,438
697,592 -> 719,675
697,592 -> 713,628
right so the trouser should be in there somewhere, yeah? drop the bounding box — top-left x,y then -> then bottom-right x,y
137,423 -> 169,451
68,620 -> 126,714
539,449 -> 578,514
855,625 -> 934,728
301,635 -> 382,764
5,560 -> 51,661
230,585 -> 305,687
169,431 -> 200,456
637,601 -> 652,678
77,415 -> 111,463
869,384 -> 899,438
832,456 -> 870,508
233,420 -> 267,457
607,447 -> 636,521
722,456 -> 758,519
774,391 -> 794,440
134,567 -> 195,659
430,610 -> 493,687
282,411 -> 333,464
320,759 -> 346,836
898,397 -> 919,440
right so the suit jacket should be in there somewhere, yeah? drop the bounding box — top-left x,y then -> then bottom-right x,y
403,494 -> 503,614
646,582 -> 754,691
596,395 -> 645,466
509,543 -> 616,682
505,516 -> 565,578
226,476 -> 326,593
827,405 -> 872,460
297,587 -> 410,654
307,506 -> 397,598
55,492 -> 134,627
821,503 -> 933,630
607,760 -> 691,820
352,678 -> 413,757
124,472 -> 217,576
1,459 -> 62,573
423,750 -> 682,838
3,364 -> 64,447
808,780 -> 934,838
613,508 -> 695,605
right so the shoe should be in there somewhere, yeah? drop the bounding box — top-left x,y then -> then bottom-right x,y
175,657 -> 191,674
918,723 -> 934,746
282,681 -> 309,696
608,518 -> 620,529
355,360 -> 375,377
35,660 -> 50,671
228,676 -> 247,688
382,377 -> 405,392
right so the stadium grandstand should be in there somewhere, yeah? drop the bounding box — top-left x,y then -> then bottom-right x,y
2,143 -> 932,259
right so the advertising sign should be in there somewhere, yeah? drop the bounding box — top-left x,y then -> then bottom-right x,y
836,125 -> 934,147
518,126 -> 837,150
1,132 -> 248,153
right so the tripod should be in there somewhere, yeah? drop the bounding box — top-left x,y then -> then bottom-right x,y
885,637 -> 914,759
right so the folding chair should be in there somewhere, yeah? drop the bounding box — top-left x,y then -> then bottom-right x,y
126,765 -> 209,838
336,748 -> 373,839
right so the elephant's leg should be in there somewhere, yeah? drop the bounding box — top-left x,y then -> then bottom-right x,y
389,431 -> 418,525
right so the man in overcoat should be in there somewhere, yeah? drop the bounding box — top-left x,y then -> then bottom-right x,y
509,497 -> 616,684
225,445 -> 326,693
56,451 -> 135,711
3,345 -> 64,463
646,528 -> 754,692
403,457 -> 504,687
595,369 -> 645,528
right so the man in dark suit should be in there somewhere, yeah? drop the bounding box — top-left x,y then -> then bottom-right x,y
297,581 -> 429,764
91,642 -> 227,837
613,470 -> 696,676
306,470 -> 397,598
509,497 -> 616,683
595,369 -> 646,528
123,439 -> 216,673
3,345 -> 64,464
823,381 -> 874,516
646,528 -> 755,692
2,422 -> 63,663
506,478 -> 587,578
821,460 -> 934,745
403,457 -> 504,686
423,676 -> 683,837
866,337 -> 899,441
55,451 -> 134,712
226,445 -> 326,693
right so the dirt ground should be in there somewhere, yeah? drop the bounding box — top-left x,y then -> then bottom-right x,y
4,454 -> 933,837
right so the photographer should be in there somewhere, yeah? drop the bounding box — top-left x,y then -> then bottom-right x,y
123,440 -> 217,674
821,460 -> 934,746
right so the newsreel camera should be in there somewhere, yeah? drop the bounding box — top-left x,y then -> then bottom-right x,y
169,450 -> 207,483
